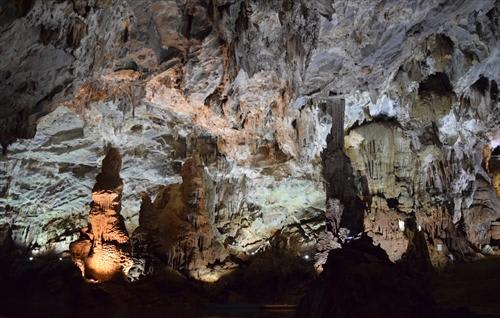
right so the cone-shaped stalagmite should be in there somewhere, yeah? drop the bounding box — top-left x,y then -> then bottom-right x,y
70,147 -> 132,281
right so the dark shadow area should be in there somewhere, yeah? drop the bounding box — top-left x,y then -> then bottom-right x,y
433,256 -> 500,318
0,236 -> 315,318
2,223 -> 500,318
418,73 -> 453,96
296,235 -> 476,318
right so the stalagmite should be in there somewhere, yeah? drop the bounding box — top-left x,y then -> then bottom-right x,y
70,147 -> 133,281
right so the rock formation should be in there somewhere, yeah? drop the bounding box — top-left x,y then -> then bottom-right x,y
70,147 -> 133,281
0,0 -> 499,279
132,155 -> 229,281
339,30 -> 500,264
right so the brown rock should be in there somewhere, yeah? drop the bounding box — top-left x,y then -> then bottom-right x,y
491,222 -> 500,241
70,147 -> 132,282
132,155 -> 227,280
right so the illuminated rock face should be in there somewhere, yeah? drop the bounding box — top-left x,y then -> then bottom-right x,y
0,0 -> 499,278
329,32 -> 500,266
132,156 -> 229,281
70,147 -> 133,281
485,142 -> 500,198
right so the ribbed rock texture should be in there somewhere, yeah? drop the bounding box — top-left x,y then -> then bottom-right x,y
70,147 -> 133,281
131,156 -> 229,281
1,0 -> 499,278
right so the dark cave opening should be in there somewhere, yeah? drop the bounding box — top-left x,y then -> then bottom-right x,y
493,146 -> 500,157
490,80 -> 498,101
471,75 -> 490,96
418,72 -> 453,96
386,198 -> 399,209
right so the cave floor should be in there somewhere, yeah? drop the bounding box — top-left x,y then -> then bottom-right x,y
433,256 -> 500,318
2,255 -> 500,317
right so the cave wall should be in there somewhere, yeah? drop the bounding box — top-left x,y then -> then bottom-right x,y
339,27 -> 500,265
0,0 -> 499,277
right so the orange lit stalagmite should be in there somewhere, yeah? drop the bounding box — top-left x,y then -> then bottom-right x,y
70,147 -> 133,281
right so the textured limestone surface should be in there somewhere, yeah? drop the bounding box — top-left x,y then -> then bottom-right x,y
0,0 -> 499,277
70,147 -> 133,281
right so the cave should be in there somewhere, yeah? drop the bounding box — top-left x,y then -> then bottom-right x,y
1,1 -> 500,318
413,72 -> 455,122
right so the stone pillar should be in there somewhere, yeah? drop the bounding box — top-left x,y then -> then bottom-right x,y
321,97 -> 364,235
70,147 -> 133,282
329,98 -> 345,151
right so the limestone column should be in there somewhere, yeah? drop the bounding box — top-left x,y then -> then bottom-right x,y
321,97 -> 364,235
